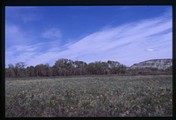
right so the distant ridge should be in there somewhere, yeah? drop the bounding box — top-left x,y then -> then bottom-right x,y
130,59 -> 172,70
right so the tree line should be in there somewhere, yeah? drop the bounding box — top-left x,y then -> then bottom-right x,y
5,58 -> 172,78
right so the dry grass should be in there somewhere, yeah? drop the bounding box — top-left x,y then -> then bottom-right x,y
5,75 -> 172,117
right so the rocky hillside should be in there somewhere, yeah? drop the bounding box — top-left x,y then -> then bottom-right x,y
130,59 -> 172,70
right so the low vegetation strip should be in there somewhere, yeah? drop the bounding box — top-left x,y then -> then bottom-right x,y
6,75 -> 172,117
5,58 -> 172,78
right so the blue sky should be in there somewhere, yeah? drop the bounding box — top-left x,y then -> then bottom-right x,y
5,6 -> 172,67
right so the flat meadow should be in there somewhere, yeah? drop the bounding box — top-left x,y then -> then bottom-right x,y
5,75 -> 172,117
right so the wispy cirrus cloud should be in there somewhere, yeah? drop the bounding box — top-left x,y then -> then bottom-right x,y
5,24 -> 31,48
42,28 -> 62,39
6,6 -> 41,23
146,48 -> 155,52
5,23 -> 66,65
40,12 -> 171,66
5,9 -> 172,67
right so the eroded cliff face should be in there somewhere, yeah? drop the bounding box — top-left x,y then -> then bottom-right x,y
130,59 -> 172,70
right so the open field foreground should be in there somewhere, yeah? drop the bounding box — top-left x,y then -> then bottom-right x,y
6,75 -> 172,117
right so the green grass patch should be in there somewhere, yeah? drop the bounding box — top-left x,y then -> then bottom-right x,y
6,75 -> 172,117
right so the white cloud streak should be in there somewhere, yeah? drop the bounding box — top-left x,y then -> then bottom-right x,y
6,6 -> 40,23
6,10 -> 172,67
146,48 -> 154,52
42,28 -> 62,39
5,24 -> 28,46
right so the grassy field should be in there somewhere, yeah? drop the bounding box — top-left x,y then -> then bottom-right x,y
5,75 -> 172,117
